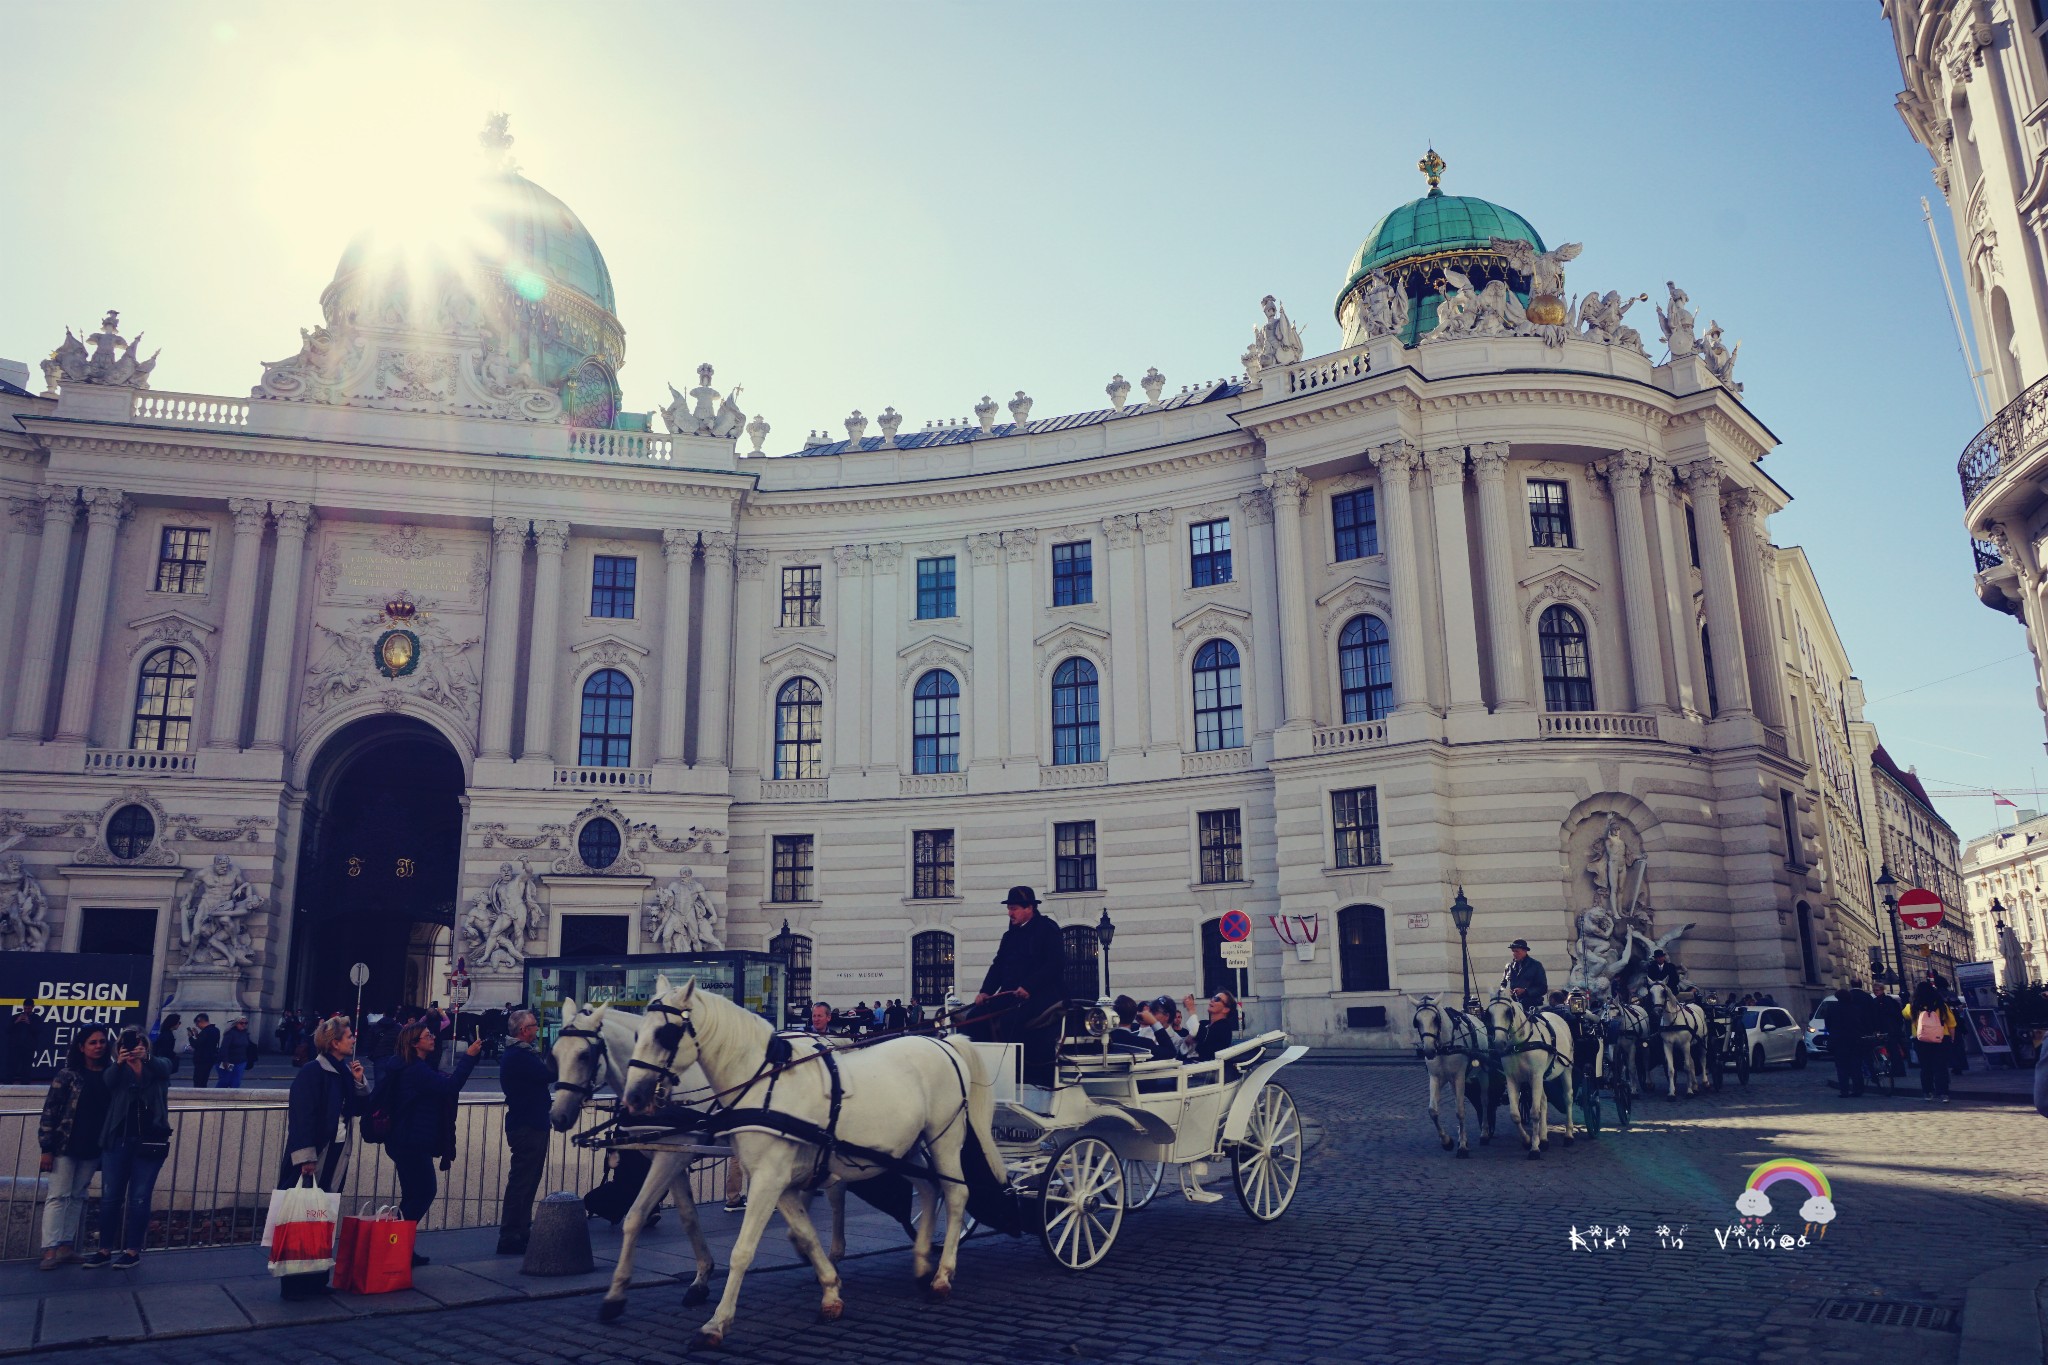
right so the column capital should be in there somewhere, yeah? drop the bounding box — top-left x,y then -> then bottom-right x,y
1238,486 -> 1275,525
1101,513 -> 1139,548
80,486 -> 131,526
1647,454 -> 1682,496
531,519 -> 570,556
703,529 -> 737,560
831,543 -> 871,576
1721,486 -> 1768,525
661,527 -> 697,560
969,532 -> 1004,566
492,516 -> 531,550
226,496 -> 268,533
1260,468 -> 1309,511
1422,446 -> 1467,486
1468,442 -> 1512,479
8,495 -> 47,533
869,542 -> 903,572
1676,457 -> 1724,497
270,500 -> 315,536
1369,440 -> 1420,476
1599,449 -> 1651,491
1002,528 -> 1039,562
1137,508 -> 1176,544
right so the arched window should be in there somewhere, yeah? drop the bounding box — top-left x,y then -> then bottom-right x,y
1338,905 -> 1390,992
911,670 -> 961,774
1192,639 -> 1244,751
130,647 -> 198,752
1337,615 -> 1392,723
578,669 -> 634,767
774,677 -> 823,779
1537,606 -> 1594,712
1051,658 -> 1100,765
911,930 -> 955,1006
1062,924 -> 1101,1003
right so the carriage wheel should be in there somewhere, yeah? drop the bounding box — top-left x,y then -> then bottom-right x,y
1735,1040 -> 1752,1086
1612,1060 -> 1634,1129
1121,1158 -> 1166,1211
1232,1082 -> 1303,1222
1035,1136 -> 1124,1271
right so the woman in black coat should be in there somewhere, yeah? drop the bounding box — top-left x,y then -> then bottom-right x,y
379,1021 -> 481,1259
274,1016 -> 369,1299
1182,991 -> 1239,1063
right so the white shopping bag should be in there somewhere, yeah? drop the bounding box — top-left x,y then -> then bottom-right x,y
262,1176 -> 341,1277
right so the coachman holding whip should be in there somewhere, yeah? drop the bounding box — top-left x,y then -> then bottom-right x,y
970,886 -> 1067,1082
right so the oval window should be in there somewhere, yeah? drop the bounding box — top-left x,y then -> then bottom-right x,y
577,817 -> 621,871
107,804 -> 156,860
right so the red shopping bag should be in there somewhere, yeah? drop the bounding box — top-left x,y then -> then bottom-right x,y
332,1210 -> 415,1294
266,1177 -> 339,1278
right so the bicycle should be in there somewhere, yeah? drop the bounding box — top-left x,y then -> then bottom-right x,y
1858,1034 -> 1900,1097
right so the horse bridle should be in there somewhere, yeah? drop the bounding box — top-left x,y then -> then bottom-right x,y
627,997 -> 698,1091
1414,1002 -> 1480,1059
551,1017 -> 612,1101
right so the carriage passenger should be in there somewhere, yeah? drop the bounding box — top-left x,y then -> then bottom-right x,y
1107,996 -> 1149,1052
1183,992 -> 1238,1065
1501,940 -> 1548,1009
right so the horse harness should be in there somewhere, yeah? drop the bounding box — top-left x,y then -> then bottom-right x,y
1413,1003 -> 1484,1061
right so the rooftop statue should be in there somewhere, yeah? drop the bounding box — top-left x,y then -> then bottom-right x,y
1354,270 -> 1409,342
1241,295 -> 1306,378
1576,290 -> 1649,354
1697,321 -> 1742,389
1422,267 -> 1529,342
1656,281 -> 1697,358
1488,238 -> 1581,342
41,310 -> 159,394
659,362 -> 746,440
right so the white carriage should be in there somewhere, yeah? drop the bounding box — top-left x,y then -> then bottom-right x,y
965,1007 -> 1308,1270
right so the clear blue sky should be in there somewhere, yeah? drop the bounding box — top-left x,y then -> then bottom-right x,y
0,0 -> 2032,843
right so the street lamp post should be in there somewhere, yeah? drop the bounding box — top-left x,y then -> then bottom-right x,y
1875,865 -> 1905,990
1450,887 -> 1475,1009
1095,908 -> 1117,1000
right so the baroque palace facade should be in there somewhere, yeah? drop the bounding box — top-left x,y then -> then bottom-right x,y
1,138 -> 1871,1045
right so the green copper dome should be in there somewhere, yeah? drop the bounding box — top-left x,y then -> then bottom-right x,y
1338,192 -> 1545,316
474,172 -> 617,316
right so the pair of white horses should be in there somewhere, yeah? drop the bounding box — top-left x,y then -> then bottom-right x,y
546,976 -> 1005,1351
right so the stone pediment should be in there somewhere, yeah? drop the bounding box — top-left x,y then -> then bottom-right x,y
1034,622 -> 1110,677
1314,575 -> 1390,609
1520,565 -> 1602,623
1172,602 -> 1254,636
898,634 -> 971,687
896,632 -> 970,660
761,642 -> 835,691
127,610 -> 218,663
571,634 -> 652,685
1032,622 -> 1110,650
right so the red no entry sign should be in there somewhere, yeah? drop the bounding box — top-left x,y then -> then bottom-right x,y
1898,888 -> 1944,931
1219,910 -> 1253,942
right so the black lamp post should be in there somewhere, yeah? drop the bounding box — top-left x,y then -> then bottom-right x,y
1450,887 -> 1475,1009
1095,908 -> 1117,999
1875,866 -> 1905,989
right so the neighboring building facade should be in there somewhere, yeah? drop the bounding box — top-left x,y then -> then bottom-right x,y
1887,2 -> 2048,743
2,141 -> 1873,1043
1962,810 -> 2048,985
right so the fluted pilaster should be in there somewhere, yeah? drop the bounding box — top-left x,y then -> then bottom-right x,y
205,498 -> 271,748
251,502 -> 315,749
1469,444 -> 1530,711
1602,451 -> 1670,714
479,517 -> 529,760
1680,460 -> 1751,717
520,520 -> 569,762
657,529 -> 696,765
1369,443 -> 1430,713
54,487 -> 132,743
9,488 -> 80,739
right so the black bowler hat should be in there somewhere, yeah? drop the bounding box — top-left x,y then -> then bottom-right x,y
1509,939 -> 1530,951
1652,949 -> 1667,959
1004,885 -> 1039,908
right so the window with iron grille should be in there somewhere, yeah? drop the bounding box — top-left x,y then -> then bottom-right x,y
1054,820 -> 1097,892
1062,924 -> 1101,1003
912,829 -> 955,899
1051,657 -> 1100,764
1189,518 -> 1232,586
590,555 -> 637,618
911,931 -> 955,1006
1192,639 -> 1243,751
769,928 -> 813,1020
1052,541 -> 1092,605
130,647 -> 197,751
1332,787 -> 1382,869
771,835 -> 814,903
106,804 -> 156,861
1538,606 -> 1595,712
1198,809 -> 1242,884
1332,489 -> 1378,562
1337,615 -> 1392,723
154,527 -> 211,594
774,677 -> 823,778
1527,480 -> 1574,548
911,670 -> 960,773
780,566 -> 822,627
916,556 -> 956,619
578,669 -> 634,767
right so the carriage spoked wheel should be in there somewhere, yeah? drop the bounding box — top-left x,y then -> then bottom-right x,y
1734,1036 -> 1751,1086
1035,1135 -> 1125,1271
1232,1082 -> 1303,1222
1610,1048 -> 1635,1129
1121,1158 -> 1166,1211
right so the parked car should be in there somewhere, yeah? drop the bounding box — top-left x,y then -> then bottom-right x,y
1803,996 -> 1837,1059
1742,1006 -> 1808,1070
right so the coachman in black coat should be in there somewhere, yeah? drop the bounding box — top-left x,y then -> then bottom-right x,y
976,886 -> 1068,1080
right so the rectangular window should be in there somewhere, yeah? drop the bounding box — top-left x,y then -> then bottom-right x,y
1189,519 -> 1233,587
771,835 -> 814,903
913,829 -> 956,899
1780,791 -> 1802,868
916,556 -> 956,619
1527,480 -> 1574,549
1197,809 -> 1243,885
1332,489 -> 1378,561
1054,820 -> 1097,892
590,554 -> 637,619
1052,541 -> 1093,606
780,566 -> 822,627
154,527 -> 211,594
1332,787 -> 1382,869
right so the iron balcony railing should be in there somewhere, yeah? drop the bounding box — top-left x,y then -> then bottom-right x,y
1959,372 -> 2048,507
1973,536 -> 2004,573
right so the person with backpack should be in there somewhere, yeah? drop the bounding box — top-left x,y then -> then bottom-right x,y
1907,980 -> 1958,1103
377,1021 -> 482,1263
275,1016 -> 370,1299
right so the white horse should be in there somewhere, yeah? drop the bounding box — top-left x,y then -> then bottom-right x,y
621,977 -> 1005,1351
1645,983 -> 1706,1100
1482,992 -> 1577,1157
1409,995 -> 1485,1157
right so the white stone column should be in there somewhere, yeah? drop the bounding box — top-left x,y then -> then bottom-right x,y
519,520 -> 569,762
868,544 -> 903,772
479,517 -> 528,760
0,498 -> 43,730
968,533 -> 1004,768
1261,471 -> 1313,727
1369,443 -> 1430,714
656,529 -> 696,766
1648,459 -> 1705,715
1723,488 -> 1788,731
1102,515 -> 1144,752
1139,509 -> 1177,738
8,487 -> 77,740
55,487 -> 131,743
832,544 -> 869,771
1003,530 -> 1037,757
1468,443 -> 1531,711
1240,487 -> 1284,740
251,501 -> 315,750
205,498 -> 271,749
1423,448 -> 1484,715
1602,450 -> 1671,714
696,531 -> 737,768
1679,460 -> 1751,717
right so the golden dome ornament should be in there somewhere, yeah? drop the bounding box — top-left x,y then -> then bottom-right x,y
1525,293 -> 1569,327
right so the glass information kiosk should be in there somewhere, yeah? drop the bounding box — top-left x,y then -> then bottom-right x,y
523,951 -> 791,1043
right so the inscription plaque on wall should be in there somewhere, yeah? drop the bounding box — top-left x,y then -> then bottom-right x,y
314,524 -> 487,611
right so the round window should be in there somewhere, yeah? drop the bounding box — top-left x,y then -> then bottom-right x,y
577,817 -> 621,871
107,804 -> 156,860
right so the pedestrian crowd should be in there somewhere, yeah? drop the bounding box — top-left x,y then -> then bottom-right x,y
1816,974 -> 1965,1101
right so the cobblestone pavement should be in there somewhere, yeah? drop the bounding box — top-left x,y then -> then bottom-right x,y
54,1062 -> 2048,1365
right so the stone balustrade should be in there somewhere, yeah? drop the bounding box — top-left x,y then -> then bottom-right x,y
1537,711 -> 1658,739
551,765 -> 653,789
84,747 -> 198,773
1312,720 -> 1389,754
130,391 -> 250,427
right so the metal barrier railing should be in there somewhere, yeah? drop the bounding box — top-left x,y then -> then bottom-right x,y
0,1095 -> 731,1260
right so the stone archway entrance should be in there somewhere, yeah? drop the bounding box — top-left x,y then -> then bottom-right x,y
289,716 -> 464,1016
